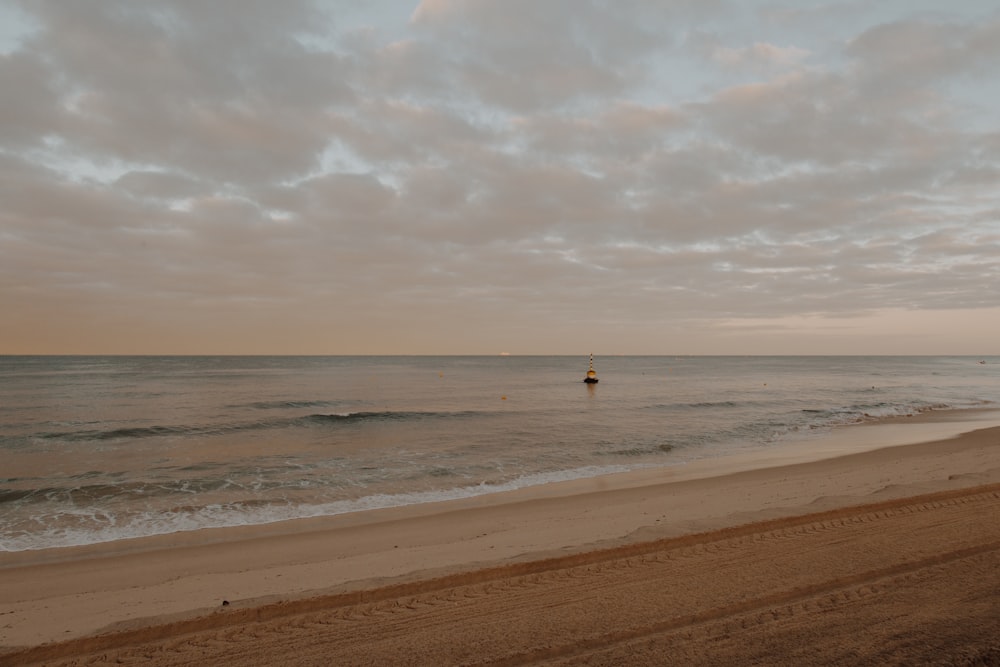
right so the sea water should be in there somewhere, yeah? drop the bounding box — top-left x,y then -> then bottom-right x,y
1,355 -> 998,551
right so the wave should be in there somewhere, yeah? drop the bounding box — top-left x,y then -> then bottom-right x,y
303,410 -> 483,425
0,471 -> 332,507
599,443 -> 674,457
242,400 -> 342,410
0,464 -> 655,552
799,401 -> 956,422
24,410 -> 488,443
643,400 -> 749,411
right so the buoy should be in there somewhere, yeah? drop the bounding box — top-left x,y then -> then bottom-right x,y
583,353 -> 599,384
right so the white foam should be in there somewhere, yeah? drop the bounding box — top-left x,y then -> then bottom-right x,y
1,464 -> 658,552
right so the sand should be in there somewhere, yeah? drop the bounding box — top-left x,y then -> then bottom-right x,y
2,411 -> 1000,666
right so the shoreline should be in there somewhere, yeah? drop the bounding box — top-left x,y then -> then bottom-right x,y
7,406 -> 1000,560
2,409 -> 1000,657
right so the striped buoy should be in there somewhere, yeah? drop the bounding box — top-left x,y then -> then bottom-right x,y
584,353 -> 598,383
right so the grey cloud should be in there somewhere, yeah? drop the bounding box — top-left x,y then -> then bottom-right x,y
2,0 -> 999,353
847,17 -> 1000,88
14,0 -> 352,184
408,0 -> 675,111
514,103 -> 685,163
0,51 -> 59,147
115,170 -> 205,201
300,172 -> 396,224
701,71 -> 953,168
330,99 -> 489,169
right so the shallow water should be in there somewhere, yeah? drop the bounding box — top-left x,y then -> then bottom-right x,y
1,355 -> 997,551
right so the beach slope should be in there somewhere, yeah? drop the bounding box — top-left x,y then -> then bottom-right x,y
2,420 -> 999,666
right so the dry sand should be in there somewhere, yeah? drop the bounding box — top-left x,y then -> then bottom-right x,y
2,411 -> 1000,666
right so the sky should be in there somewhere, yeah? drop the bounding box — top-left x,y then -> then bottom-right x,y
1,0 -> 999,355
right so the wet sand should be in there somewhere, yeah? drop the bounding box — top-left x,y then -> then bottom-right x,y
2,412 -> 1000,666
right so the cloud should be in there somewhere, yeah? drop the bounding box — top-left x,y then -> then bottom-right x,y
1,0 -> 998,354
712,42 -> 810,70
846,17 -> 1000,86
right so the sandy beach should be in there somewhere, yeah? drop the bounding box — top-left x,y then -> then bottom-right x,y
3,411 -> 1000,666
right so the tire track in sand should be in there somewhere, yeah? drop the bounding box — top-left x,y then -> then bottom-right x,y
480,540 -> 1000,666
4,483 -> 999,667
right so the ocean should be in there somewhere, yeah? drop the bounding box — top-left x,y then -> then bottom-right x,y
1,355 -> 997,552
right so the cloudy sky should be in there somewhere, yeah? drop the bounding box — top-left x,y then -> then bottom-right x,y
2,0 -> 999,355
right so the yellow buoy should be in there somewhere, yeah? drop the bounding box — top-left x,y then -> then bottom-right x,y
583,354 -> 599,384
